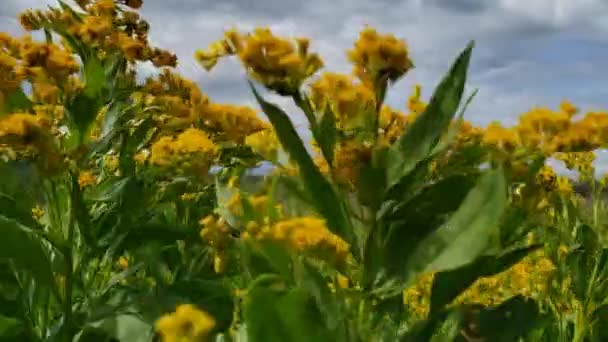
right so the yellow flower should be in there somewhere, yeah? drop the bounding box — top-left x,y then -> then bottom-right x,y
483,122 -> 519,152
103,155 -> 119,173
246,216 -> 350,265
199,215 -> 231,250
203,103 -> 269,143
150,128 -> 217,172
245,128 -> 279,161
309,72 -> 376,131
117,256 -> 129,269
336,274 -> 350,289
196,27 -> 324,95
155,304 -> 216,342
31,205 -> 45,220
78,171 -> 96,188
347,26 -> 413,85
556,176 -> 573,196
407,84 -> 427,115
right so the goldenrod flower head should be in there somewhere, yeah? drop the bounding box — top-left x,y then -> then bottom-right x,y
155,304 -> 216,342
245,128 -> 279,161
203,103 -> 269,143
309,72 -> 376,131
196,27 -> 324,95
556,176 -> 573,197
246,216 -> 350,265
536,165 -> 557,192
199,215 -> 231,250
0,113 -> 43,138
347,26 -> 413,85
31,205 -> 45,220
117,256 -> 129,269
78,171 -> 96,188
150,128 -> 217,173
482,122 -> 519,152
407,84 -> 427,115
560,100 -> 578,118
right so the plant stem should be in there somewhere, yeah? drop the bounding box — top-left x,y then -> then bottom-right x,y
63,176 -> 77,341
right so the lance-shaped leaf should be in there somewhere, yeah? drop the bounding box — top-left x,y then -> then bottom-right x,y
386,41 -> 474,191
248,83 -> 355,248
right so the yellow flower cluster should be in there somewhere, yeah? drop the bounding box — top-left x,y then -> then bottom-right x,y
309,72 -> 376,131
403,251 -> 555,318
155,304 -> 216,342
149,128 -> 217,174
199,215 -> 231,251
406,84 -> 427,115
196,27 -> 323,95
78,170 -> 97,188
244,217 -> 350,265
347,26 -> 414,86
19,0 -> 177,67
378,105 -> 409,145
203,103 -> 269,143
481,102 -> 608,158
0,33 -> 79,104
555,151 -> 595,178
244,128 -> 280,161
314,139 -> 372,189
200,215 -> 232,274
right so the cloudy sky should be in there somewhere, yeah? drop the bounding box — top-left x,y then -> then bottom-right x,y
2,0 -> 608,171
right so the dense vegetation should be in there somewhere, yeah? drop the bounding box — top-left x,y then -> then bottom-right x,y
0,0 -> 607,341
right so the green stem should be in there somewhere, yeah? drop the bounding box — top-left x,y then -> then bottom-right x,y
63,176 -> 77,341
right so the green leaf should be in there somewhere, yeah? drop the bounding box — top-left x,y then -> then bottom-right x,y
386,41 -> 474,190
244,275 -> 336,342
410,167 -> 506,272
430,244 -> 541,314
316,106 -> 337,166
1,88 -> 33,115
373,168 -> 507,298
249,83 -> 355,248
364,173 -> 478,291
0,315 -> 23,339
83,56 -> 106,97
430,88 -> 478,157
84,314 -> 153,342
474,296 -> 548,341
66,93 -> 102,147
0,215 -> 58,299
293,258 -> 343,331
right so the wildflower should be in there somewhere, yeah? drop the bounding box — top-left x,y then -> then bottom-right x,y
535,165 -> 557,192
103,155 -> 119,173
482,122 -> 519,152
74,15 -> 113,45
347,26 -> 413,86
155,304 -> 215,342
196,27 -> 324,95
556,176 -> 573,196
117,256 -> 129,269
78,171 -> 96,188
245,128 -> 279,161
202,103 -> 269,143
199,215 -> 231,250
336,274 -> 350,289
245,216 -> 351,265
407,84 -> 426,115
31,205 -> 45,220
149,128 -> 217,173
117,33 -> 145,60
309,72 -> 376,131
